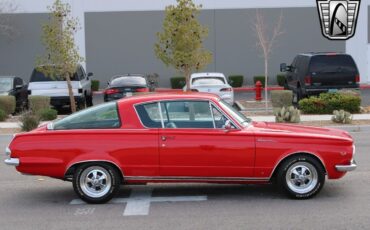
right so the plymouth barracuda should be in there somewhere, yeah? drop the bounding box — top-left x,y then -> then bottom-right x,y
4,93 -> 356,203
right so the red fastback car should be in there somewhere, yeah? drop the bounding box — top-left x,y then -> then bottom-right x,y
4,93 -> 356,203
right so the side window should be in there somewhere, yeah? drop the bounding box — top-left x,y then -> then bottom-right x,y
161,101 -> 213,129
77,66 -> 85,80
53,102 -> 120,129
211,105 -> 236,129
135,102 -> 162,128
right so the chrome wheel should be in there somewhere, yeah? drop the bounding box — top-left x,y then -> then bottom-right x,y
285,162 -> 318,194
79,166 -> 112,198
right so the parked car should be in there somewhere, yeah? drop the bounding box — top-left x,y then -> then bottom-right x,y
0,76 -> 28,110
27,65 -> 93,110
4,92 -> 356,203
280,52 -> 360,103
186,72 -> 234,105
104,74 -> 152,102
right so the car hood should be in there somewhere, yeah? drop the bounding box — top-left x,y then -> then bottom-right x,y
252,121 -> 352,141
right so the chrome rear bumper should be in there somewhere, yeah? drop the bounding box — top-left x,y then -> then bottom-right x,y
4,158 -> 19,167
335,160 -> 357,172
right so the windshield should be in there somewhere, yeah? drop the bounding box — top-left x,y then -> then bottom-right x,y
0,78 -> 12,91
192,77 -> 226,84
310,55 -> 357,73
219,100 -> 251,127
110,76 -> 146,87
30,68 -> 78,82
193,78 -> 225,86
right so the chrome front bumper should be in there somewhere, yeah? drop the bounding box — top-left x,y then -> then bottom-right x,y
335,160 -> 357,172
4,158 -> 19,166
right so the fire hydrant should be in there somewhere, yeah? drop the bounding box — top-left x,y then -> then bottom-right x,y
255,81 -> 262,101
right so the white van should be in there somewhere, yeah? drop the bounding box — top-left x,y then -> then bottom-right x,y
27,65 -> 93,109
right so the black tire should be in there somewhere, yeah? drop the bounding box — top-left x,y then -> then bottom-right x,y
277,155 -> 325,199
77,97 -> 87,110
293,88 -> 302,106
73,163 -> 121,204
86,94 -> 93,107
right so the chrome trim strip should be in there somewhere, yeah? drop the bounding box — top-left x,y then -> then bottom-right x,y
4,158 -> 19,166
336,160 -> 357,172
124,176 -> 269,182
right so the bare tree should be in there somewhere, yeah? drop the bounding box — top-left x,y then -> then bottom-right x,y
0,1 -> 18,39
254,9 -> 284,111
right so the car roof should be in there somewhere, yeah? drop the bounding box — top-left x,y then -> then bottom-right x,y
298,52 -> 347,57
190,72 -> 226,78
117,92 -> 220,105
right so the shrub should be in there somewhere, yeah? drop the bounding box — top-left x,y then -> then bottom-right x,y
299,93 -> 361,114
332,110 -> 352,124
20,111 -> 39,132
170,76 -> 186,89
253,76 -> 268,87
0,95 -> 16,115
274,106 -> 301,123
0,109 -> 7,121
271,90 -> 293,108
91,80 -> 100,91
228,75 -> 244,87
276,74 -> 286,86
28,96 -> 50,113
37,108 -> 58,121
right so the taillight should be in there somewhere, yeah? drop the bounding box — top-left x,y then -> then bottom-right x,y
191,89 -> 199,92
136,88 -> 149,92
304,76 -> 312,86
105,89 -> 119,95
220,88 -> 232,92
355,74 -> 360,83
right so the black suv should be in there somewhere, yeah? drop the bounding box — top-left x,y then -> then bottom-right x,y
280,52 -> 360,103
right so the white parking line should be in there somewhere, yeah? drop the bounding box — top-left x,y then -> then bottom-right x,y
70,187 -> 208,216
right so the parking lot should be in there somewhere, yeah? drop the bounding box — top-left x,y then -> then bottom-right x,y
1,130 -> 369,230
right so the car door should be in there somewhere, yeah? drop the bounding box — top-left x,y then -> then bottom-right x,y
158,100 -> 255,178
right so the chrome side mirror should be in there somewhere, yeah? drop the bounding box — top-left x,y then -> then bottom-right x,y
46,122 -> 54,130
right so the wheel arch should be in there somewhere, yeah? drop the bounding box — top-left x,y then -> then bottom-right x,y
270,152 -> 327,181
64,160 -> 124,182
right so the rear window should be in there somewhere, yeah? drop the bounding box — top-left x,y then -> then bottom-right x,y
30,69 -> 78,82
111,76 -> 146,87
309,55 -> 357,73
192,78 -> 225,86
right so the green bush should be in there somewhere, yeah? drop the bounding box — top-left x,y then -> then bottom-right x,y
28,96 -> 50,113
0,95 -> 16,115
37,108 -> 58,121
271,90 -> 293,108
170,76 -> 186,89
253,76 -> 268,87
0,109 -> 7,121
20,111 -> 39,132
276,74 -> 286,86
299,93 -> 361,114
228,75 -> 244,87
91,80 -> 100,91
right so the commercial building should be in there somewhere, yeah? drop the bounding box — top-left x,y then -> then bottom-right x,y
0,0 -> 368,87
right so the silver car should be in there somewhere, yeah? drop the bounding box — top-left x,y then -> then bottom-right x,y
187,72 -> 234,105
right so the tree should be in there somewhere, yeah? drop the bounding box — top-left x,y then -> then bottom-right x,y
0,1 -> 18,39
253,9 -> 284,111
155,0 -> 212,91
37,0 -> 83,112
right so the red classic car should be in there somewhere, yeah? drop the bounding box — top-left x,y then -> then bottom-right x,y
4,93 -> 356,203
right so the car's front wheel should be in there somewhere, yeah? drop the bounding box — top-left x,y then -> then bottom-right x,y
73,163 -> 121,204
278,155 -> 325,199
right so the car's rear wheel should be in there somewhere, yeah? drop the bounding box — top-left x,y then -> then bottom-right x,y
278,155 -> 325,199
86,94 -> 93,107
73,163 -> 121,204
77,97 -> 86,110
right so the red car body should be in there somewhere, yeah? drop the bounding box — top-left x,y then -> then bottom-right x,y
4,93 -> 356,202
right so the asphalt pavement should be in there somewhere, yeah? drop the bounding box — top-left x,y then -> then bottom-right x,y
0,129 -> 369,230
